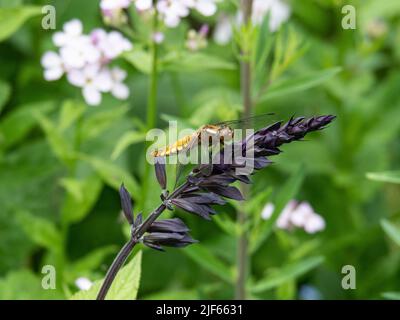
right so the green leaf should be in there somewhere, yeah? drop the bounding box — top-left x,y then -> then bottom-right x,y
213,213 -> 238,236
68,246 -> 117,276
123,48 -> 152,74
0,79 -> 11,114
269,26 -> 308,82
254,13 -> 273,72
58,100 -> 86,131
0,270 -> 64,299
259,67 -> 342,102
360,0 -> 400,24
111,131 -> 147,160
162,52 -> 236,72
253,15 -> 274,90
0,6 -> 42,42
367,171 -> 400,184
35,112 -> 74,165
182,244 -> 233,283
80,106 -> 128,141
78,153 -> 140,198
60,175 -> 103,224
251,256 -> 324,293
381,219 -> 400,247
250,167 -> 304,253
382,292 -> 400,300
16,211 -> 62,253
70,251 -> 142,300
0,101 -> 55,149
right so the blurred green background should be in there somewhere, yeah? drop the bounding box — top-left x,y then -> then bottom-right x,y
0,0 -> 400,300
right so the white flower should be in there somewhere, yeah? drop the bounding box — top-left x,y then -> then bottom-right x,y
152,31 -> 165,44
100,0 -> 132,26
261,202 -> 274,219
100,0 -> 131,11
41,51 -> 64,81
95,31 -> 133,60
42,20 -> 132,106
68,65 -> 113,106
213,15 -> 232,45
75,277 -> 93,291
185,0 -> 217,17
59,36 -> 100,69
261,200 -> 325,234
157,0 -> 190,28
157,0 -> 217,28
304,214 -> 325,234
52,19 -> 83,47
252,0 -> 290,32
276,200 -> 296,229
109,67 -> 130,100
214,0 -> 290,45
135,0 -> 153,11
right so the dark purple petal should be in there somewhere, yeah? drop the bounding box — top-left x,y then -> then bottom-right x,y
143,242 -> 165,251
154,157 -> 167,189
171,198 -> 213,220
119,184 -> 134,225
198,174 -> 236,187
228,173 -> 252,184
145,232 -> 185,242
254,157 -> 273,170
181,192 -> 226,205
135,213 -> 143,227
206,185 -> 244,201
148,218 -> 190,233
143,231 -> 198,250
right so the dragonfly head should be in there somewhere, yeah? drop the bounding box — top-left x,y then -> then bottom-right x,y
218,126 -> 234,141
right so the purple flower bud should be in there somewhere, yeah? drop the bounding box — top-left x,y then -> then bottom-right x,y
119,184 -> 134,225
143,218 -> 197,251
154,157 -> 167,190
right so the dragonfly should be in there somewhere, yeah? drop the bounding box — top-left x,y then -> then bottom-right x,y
151,112 -> 275,159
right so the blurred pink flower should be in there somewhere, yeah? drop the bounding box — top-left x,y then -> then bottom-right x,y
261,200 -> 325,234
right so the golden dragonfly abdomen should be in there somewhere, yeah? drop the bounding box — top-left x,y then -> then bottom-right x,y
151,124 -> 234,158
152,132 -> 197,158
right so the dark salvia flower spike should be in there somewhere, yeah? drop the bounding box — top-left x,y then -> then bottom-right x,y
97,115 -> 335,300
119,184 -> 134,225
154,157 -> 167,190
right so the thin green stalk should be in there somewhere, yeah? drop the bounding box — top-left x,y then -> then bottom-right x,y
141,9 -> 159,211
236,0 -> 253,300
170,73 -> 186,116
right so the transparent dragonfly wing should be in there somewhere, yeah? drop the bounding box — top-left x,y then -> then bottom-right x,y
214,112 -> 275,129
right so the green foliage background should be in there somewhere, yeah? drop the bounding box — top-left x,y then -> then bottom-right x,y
0,0 -> 400,300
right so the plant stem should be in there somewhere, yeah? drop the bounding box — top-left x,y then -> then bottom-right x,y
142,9 -> 159,211
236,0 -> 253,300
96,182 -> 190,300
146,11 -> 159,131
96,237 -> 137,300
